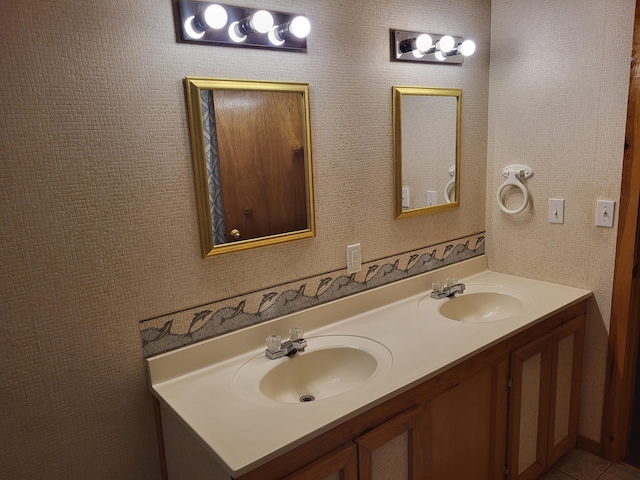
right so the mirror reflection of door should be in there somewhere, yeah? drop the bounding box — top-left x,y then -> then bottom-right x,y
212,90 -> 308,243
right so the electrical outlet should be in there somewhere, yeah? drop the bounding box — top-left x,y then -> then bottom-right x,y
596,200 -> 615,227
346,243 -> 361,274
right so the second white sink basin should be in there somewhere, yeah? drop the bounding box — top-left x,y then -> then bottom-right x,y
233,335 -> 393,404
419,284 -> 537,323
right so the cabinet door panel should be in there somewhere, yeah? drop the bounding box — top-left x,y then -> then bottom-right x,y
547,315 -> 585,465
508,334 -> 553,480
426,358 -> 510,480
282,442 -> 357,480
355,407 -> 423,480
369,432 -> 409,479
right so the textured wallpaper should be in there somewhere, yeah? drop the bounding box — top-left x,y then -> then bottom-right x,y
487,0 -> 635,443
2,0 -> 634,476
1,0 -> 490,477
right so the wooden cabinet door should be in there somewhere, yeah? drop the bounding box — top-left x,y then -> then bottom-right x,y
282,442 -> 358,480
355,407 -> 424,480
547,315 -> 586,465
425,358 -> 510,480
507,333 -> 553,480
507,314 -> 586,480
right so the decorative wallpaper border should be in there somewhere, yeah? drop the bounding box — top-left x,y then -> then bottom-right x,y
139,232 -> 485,357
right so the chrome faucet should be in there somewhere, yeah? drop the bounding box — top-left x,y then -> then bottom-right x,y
430,278 -> 466,299
265,326 -> 307,359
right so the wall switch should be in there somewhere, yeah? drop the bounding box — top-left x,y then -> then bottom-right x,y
426,190 -> 437,206
596,200 -> 615,227
346,243 -> 361,274
548,199 -> 564,224
402,187 -> 410,208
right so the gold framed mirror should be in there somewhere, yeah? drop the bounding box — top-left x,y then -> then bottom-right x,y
393,86 -> 461,218
185,77 -> 315,257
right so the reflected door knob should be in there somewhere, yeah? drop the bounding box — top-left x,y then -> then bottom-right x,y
230,228 -> 241,239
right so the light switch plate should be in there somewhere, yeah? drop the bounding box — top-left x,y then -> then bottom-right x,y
548,199 -> 564,224
426,190 -> 437,206
402,187 -> 409,208
596,200 -> 615,227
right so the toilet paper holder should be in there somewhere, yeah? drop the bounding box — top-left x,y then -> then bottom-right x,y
496,164 -> 534,215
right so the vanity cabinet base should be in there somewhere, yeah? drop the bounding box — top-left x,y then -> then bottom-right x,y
158,300 -> 587,480
160,402 -> 230,480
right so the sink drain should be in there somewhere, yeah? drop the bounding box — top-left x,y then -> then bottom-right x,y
299,395 -> 315,403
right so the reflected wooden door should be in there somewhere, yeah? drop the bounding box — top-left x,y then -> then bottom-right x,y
213,90 -> 308,243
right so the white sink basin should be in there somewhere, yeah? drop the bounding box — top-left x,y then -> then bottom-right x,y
419,284 -> 537,323
233,336 -> 393,404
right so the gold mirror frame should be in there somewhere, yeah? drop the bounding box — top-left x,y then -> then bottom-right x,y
393,86 -> 462,218
185,77 -> 315,257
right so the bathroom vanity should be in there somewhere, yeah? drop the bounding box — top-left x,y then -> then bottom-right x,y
147,257 -> 591,479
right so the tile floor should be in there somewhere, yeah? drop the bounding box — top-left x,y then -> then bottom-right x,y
540,449 -> 640,480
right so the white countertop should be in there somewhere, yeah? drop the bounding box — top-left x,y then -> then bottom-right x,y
147,257 -> 591,477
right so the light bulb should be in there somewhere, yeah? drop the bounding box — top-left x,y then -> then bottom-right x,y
412,49 -> 425,58
458,39 -> 476,56
268,26 -> 285,45
229,21 -> 247,42
415,34 -> 432,53
250,10 -> 274,33
289,16 -> 310,38
270,16 -> 311,44
437,35 -> 455,52
435,50 -> 447,61
203,4 -> 228,29
184,16 -> 205,39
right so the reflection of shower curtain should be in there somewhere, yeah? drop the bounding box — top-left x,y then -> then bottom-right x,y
200,90 -> 226,244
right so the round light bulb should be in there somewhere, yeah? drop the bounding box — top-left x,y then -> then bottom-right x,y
184,16 -> 205,39
268,26 -> 285,45
250,10 -> 274,34
458,39 -> 476,56
435,50 -> 447,61
289,16 -> 311,38
203,4 -> 228,29
229,21 -> 247,42
437,35 -> 455,52
415,34 -> 432,53
412,49 -> 425,58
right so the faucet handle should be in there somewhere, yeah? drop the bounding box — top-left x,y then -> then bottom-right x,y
290,326 -> 304,341
445,278 -> 458,288
266,334 -> 282,353
432,281 -> 444,293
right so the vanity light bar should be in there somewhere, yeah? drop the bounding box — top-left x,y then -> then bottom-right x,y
178,0 -> 310,52
391,29 -> 475,65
